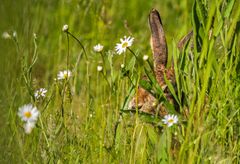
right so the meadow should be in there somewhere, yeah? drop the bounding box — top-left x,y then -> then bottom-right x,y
0,0 -> 239,163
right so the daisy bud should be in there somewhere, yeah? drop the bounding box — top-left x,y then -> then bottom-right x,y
13,31 -> 17,38
62,24 -> 69,32
97,66 -> 103,72
33,33 -> 37,39
143,55 -> 149,61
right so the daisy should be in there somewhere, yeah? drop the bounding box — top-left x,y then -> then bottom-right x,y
18,104 -> 40,123
162,114 -> 178,127
34,88 -> 47,99
97,65 -> 103,72
24,121 -> 36,134
115,36 -> 134,55
93,44 -> 104,52
57,70 -> 72,80
120,64 -> 125,68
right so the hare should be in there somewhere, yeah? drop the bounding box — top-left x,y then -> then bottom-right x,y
128,9 -> 177,116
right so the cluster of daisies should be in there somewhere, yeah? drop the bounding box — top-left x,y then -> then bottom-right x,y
16,25 -> 178,134
18,70 -> 73,134
93,35 -> 150,72
93,35 -> 134,72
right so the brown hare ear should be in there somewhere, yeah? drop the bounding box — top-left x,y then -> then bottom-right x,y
149,9 -> 168,66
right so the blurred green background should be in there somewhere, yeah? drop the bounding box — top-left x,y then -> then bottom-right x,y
0,0 -> 192,130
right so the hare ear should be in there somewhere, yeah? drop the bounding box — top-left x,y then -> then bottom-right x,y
149,9 -> 168,66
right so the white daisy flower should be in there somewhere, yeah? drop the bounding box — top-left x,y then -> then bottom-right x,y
2,32 -> 11,39
18,104 -> 40,123
34,88 -> 47,99
120,64 -> 125,68
62,24 -> 69,32
162,114 -> 178,127
143,55 -> 149,61
93,44 -> 104,52
57,70 -> 72,80
97,65 -> 103,72
115,36 -> 134,55
24,121 -> 36,134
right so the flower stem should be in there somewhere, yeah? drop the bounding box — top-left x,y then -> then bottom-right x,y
100,51 -> 107,74
101,71 -> 111,88
67,31 -> 88,60
66,32 -> 70,71
127,47 -> 138,59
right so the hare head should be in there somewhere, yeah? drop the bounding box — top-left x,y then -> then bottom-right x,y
128,9 -> 177,116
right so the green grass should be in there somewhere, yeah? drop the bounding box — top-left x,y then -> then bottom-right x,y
0,0 -> 239,163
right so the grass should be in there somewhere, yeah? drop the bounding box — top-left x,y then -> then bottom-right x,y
0,0 -> 239,163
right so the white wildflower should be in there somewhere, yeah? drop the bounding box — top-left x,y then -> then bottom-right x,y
18,104 -> 40,123
162,114 -> 178,127
34,88 -> 47,99
57,70 -> 72,80
93,44 -> 104,52
115,36 -> 134,55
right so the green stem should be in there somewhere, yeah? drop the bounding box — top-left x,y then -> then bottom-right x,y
100,71 -> 111,88
67,31 -> 88,60
127,47 -> 138,59
66,32 -> 70,71
100,51 -> 107,75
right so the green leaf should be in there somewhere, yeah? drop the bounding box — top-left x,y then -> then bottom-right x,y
192,1 -> 204,53
126,56 -> 136,74
157,130 -> 169,163
223,0 -> 235,18
164,73 -> 180,106
226,5 -> 240,47
213,9 -> 223,36
196,0 -> 207,29
139,79 -> 152,92
147,125 -> 158,145
121,85 -> 135,110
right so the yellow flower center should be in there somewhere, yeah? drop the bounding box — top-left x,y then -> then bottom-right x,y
64,73 -> 68,79
122,42 -> 128,48
24,111 -> 32,118
168,119 -> 174,123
